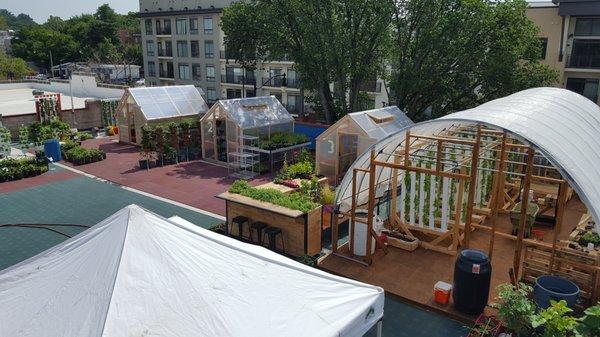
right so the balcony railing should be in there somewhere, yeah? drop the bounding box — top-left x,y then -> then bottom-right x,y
286,77 -> 300,88
221,74 -> 256,85
360,81 -> 382,93
158,49 -> 173,57
156,28 -> 172,35
262,77 -> 286,87
567,54 -> 600,69
159,70 -> 174,79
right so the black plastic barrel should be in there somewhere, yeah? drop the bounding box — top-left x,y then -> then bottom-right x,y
453,249 -> 492,314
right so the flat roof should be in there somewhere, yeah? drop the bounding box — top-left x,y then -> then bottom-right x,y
0,89 -> 90,117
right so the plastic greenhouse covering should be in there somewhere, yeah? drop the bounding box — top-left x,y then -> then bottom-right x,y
0,205 -> 384,337
335,87 -> 600,231
129,85 -> 208,120
216,96 -> 294,130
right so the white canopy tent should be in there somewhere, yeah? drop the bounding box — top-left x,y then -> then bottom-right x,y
335,87 -> 600,231
0,205 -> 384,337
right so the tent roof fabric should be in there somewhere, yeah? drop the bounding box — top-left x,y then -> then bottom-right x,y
347,106 -> 413,141
0,205 -> 384,337
335,87 -> 600,230
128,85 -> 208,121
211,96 -> 294,130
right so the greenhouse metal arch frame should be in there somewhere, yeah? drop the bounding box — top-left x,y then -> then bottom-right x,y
332,88 -> 600,275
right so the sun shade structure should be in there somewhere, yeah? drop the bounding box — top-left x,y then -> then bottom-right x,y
200,96 -> 309,177
316,106 -> 413,184
0,205 -> 384,337
336,87 -> 600,233
117,85 -> 208,144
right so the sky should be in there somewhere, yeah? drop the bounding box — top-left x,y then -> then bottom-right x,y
0,0 -> 139,23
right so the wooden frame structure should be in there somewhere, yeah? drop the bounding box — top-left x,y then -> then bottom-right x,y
330,122 -> 587,285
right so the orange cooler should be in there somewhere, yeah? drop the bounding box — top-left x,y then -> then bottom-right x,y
434,281 -> 453,305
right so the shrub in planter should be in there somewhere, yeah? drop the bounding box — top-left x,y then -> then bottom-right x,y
492,283 -> 536,336
0,157 -> 48,182
208,223 -> 227,235
296,254 -> 319,267
576,303 -> 600,337
531,300 -> 577,337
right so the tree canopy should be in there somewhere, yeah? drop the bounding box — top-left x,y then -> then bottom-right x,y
388,0 -> 558,121
221,0 -> 393,124
0,53 -> 32,79
10,4 -> 141,72
0,9 -> 36,30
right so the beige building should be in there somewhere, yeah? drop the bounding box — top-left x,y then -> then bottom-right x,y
528,0 -> 600,104
139,0 -> 388,114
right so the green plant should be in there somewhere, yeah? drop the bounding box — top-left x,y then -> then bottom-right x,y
0,157 -> 48,182
575,303 -> 600,337
208,223 -> 227,234
579,232 -> 600,247
258,132 -> 309,150
229,180 -> 319,213
320,186 -> 336,205
492,283 -> 536,336
532,300 -> 577,337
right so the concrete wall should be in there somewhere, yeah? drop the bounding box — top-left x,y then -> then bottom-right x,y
0,75 -> 125,99
528,6 -> 565,76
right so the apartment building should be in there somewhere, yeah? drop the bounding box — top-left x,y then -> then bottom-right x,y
139,0 -> 388,113
528,0 -> 600,104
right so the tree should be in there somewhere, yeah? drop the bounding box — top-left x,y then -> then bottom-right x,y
388,0 -> 558,121
11,26 -> 80,70
0,9 -> 36,30
0,53 -> 31,79
221,0 -> 394,124
0,16 -> 7,30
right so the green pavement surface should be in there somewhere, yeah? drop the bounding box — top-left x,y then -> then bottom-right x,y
0,172 -> 222,270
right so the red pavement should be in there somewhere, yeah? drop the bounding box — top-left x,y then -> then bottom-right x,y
0,168 -> 78,194
66,137 -> 273,216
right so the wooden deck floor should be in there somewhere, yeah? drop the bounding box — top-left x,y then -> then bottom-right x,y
319,196 -> 588,323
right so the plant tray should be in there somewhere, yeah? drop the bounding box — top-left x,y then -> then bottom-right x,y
467,314 -> 501,337
384,231 -> 419,251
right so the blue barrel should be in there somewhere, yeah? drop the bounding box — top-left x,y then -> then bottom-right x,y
534,275 -> 579,308
453,249 -> 492,314
43,139 -> 62,162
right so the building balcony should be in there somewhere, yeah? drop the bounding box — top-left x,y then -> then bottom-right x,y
286,77 -> 300,89
286,103 -> 302,114
360,81 -> 382,93
566,54 -> 600,70
156,29 -> 172,36
158,49 -> 173,58
159,70 -> 175,79
262,77 -> 286,87
221,74 -> 256,85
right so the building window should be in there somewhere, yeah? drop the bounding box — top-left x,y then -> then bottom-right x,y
204,40 -> 214,58
204,17 -> 213,34
206,65 -> 215,81
575,18 -> 600,36
206,87 -> 217,102
190,18 -> 198,34
287,95 -> 299,113
192,63 -> 201,81
178,63 -> 190,80
566,78 -> 599,103
146,41 -> 155,56
227,89 -> 242,99
145,19 -> 153,35
176,18 -> 187,35
539,38 -> 548,60
177,41 -> 188,57
190,40 -> 200,58
164,19 -> 171,34
157,19 -> 171,35
569,40 -> 600,69
147,61 -> 156,77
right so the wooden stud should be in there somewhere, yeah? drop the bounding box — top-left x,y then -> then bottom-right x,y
488,132 -> 508,258
331,205 -> 339,253
389,152 -> 400,230
404,131 -> 411,167
366,149 -> 377,264
454,172 -> 466,251
463,125 -> 482,248
549,180 -> 568,272
513,146 -> 536,281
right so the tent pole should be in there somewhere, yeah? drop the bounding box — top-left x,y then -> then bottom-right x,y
513,146 -> 535,281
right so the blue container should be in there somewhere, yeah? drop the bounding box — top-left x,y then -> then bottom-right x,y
43,139 -> 62,162
534,275 -> 579,309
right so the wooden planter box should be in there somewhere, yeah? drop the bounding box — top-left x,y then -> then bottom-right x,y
218,190 -> 322,257
383,230 -> 420,251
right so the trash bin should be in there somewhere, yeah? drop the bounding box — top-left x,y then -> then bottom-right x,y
534,275 -> 579,309
43,139 -> 61,162
453,249 -> 492,314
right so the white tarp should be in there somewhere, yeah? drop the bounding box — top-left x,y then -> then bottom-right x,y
0,205 -> 384,337
335,87 -> 600,231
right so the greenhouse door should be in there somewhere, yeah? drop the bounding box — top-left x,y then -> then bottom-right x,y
338,133 -> 358,182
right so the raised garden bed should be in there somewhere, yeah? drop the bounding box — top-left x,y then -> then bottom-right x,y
62,142 -> 106,166
0,157 -> 49,182
382,230 -> 420,251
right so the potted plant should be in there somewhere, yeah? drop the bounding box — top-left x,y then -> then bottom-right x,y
531,300 -> 577,337
468,315 -> 502,337
575,303 -> 600,337
492,283 -> 536,337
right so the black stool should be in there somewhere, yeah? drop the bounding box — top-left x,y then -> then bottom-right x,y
250,222 -> 268,245
231,216 -> 249,240
263,227 -> 285,253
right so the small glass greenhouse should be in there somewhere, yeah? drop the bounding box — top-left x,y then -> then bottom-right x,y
316,106 -> 413,185
200,96 -> 309,177
117,85 -> 208,144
